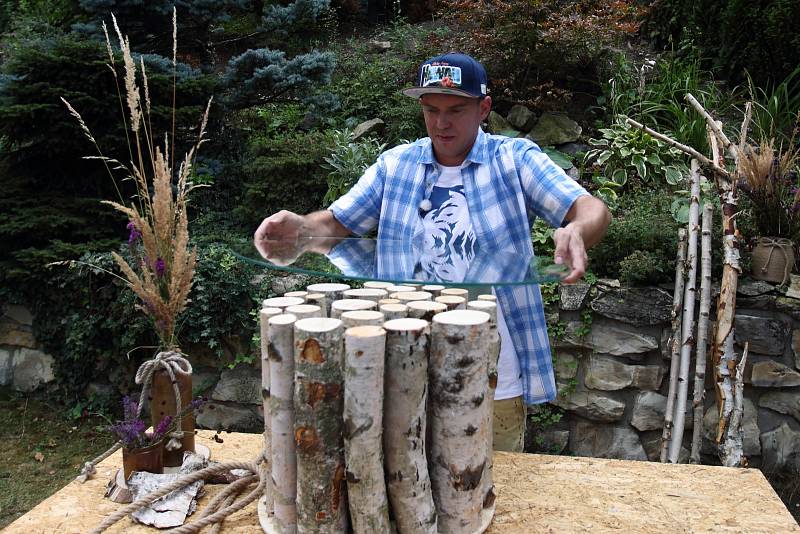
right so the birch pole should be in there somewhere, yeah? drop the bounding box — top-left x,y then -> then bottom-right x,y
406,300 -> 447,322
383,318 -> 438,534
343,325 -> 391,533
285,304 -> 323,320
392,291 -> 433,304
421,284 -> 445,297
379,303 -> 408,321
305,293 -> 328,317
293,317 -> 347,533
690,202 -> 714,463
263,296 -> 305,310
668,159 -> 702,463
260,307 -> 282,516
435,295 -> 467,311
331,298 -> 377,319
269,313 -> 298,532
430,310 -> 491,533
306,283 -> 351,315
343,288 -> 388,302
661,228 -> 687,462
340,310 -> 385,328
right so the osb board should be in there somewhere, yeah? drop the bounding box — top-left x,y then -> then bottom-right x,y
7,431 -> 799,534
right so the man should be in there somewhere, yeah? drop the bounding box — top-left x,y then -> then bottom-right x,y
255,52 -> 610,452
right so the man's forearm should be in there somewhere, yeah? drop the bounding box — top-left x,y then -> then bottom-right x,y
564,195 -> 611,248
301,210 -> 352,239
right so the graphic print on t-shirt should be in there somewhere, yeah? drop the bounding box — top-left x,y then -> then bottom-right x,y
415,169 -> 477,282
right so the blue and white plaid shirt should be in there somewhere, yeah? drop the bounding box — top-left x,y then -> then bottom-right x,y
330,128 -> 588,404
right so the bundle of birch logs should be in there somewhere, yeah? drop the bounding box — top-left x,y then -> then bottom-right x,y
258,281 -> 500,533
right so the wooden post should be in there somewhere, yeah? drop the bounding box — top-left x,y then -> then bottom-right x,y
379,303 -> 408,321
269,313 -> 298,532
391,291 -> 433,304
435,295 -> 466,311
383,318 -> 438,534
293,317 -> 347,533
407,300 -> 447,322
669,159 -> 701,463
344,325 -> 391,533
263,296 -> 305,310
331,298 -> 377,320
430,310 -> 491,533
340,310 -> 385,328
306,283 -> 351,315
343,288 -> 388,302
661,228 -> 688,462
285,304 -> 323,320
260,307 -> 282,517
690,202 -> 714,463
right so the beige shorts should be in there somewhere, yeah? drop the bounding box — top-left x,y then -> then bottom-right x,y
493,396 -> 526,452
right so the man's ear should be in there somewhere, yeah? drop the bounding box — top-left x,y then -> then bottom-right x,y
479,96 -> 492,121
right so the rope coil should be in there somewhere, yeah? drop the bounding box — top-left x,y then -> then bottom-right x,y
752,237 -> 795,285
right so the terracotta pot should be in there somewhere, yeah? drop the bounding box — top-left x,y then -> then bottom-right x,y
150,368 -> 195,466
751,237 -> 795,285
122,440 -> 163,480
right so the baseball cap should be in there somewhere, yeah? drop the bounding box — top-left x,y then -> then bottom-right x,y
402,53 -> 488,99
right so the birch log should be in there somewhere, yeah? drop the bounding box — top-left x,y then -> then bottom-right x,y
293,317 -> 347,533
260,307 -> 282,516
285,304 -> 323,320
467,300 -> 500,516
344,325 -> 391,533
477,294 -> 496,302
343,288 -> 388,302
407,300 -> 447,322
305,293 -> 328,317
430,310 -> 491,533
668,159 -> 701,464
440,288 -> 469,299
379,303 -> 408,320
331,298 -> 377,319
306,283 -> 351,315
386,285 -> 417,293
690,203 -> 714,463
421,284 -> 445,297
435,295 -> 467,311
661,228 -> 688,462
364,281 -> 394,290
383,318 -> 438,534
341,310 -> 385,328
269,313 -> 298,532
392,291 -> 433,304
263,296 -> 305,310
378,298 -> 400,306
284,291 -> 308,299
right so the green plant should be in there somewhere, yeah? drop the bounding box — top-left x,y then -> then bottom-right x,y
528,403 -> 564,431
745,66 -> 800,144
322,129 -> 386,206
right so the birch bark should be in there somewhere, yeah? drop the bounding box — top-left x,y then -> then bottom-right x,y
293,317 -> 348,533
344,325 -> 391,534
430,310 -> 491,533
340,310 -> 385,328
379,303 -> 408,321
331,299 -> 377,319
260,307 -> 282,515
383,318 -> 438,534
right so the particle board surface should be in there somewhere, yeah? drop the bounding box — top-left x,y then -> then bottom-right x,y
7,430 -> 799,533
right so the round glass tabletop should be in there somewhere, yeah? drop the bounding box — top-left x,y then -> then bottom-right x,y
229,236 -> 567,287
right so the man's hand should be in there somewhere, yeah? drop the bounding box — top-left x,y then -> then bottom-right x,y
254,210 -> 304,242
553,225 -> 588,284
254,209 -> 352,263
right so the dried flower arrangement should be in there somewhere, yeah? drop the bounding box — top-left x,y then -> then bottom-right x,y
108,396 -> 203,450
738,132 -> 800,243
61,10 -> 211,350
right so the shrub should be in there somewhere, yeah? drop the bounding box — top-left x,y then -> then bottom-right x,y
322,129 -> 386,206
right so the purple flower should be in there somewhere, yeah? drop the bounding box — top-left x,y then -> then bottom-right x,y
155,257 -> 166,278
154,415 -> 173,438
189,397 -> 204,410
127,221 -> 142,246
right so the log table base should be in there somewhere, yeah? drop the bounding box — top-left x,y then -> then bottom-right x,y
8,430 -> 799,534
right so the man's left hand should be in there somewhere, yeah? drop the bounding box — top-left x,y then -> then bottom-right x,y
553,225 -> 588,284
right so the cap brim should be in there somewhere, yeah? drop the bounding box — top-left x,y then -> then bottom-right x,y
402,87 -> 482,99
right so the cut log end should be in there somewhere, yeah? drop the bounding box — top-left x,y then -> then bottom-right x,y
433,309 -> 490,326
344,324 -> 387,338
295,317 -> 343,333
383,318 -> 429,331
269,313 -> 298,326
306,283 -> 351,292
262,297 -> 305,309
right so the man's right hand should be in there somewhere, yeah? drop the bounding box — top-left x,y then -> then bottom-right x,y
253,209 -> 352,264
254,210 -> 304,243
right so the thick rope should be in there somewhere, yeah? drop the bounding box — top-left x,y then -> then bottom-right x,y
756,237 -> 794,285
200,475 -> 257,534
77,351 -> 192,483
90,459 -> 260,533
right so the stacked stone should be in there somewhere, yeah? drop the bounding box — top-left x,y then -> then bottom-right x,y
257,284 -> 497,534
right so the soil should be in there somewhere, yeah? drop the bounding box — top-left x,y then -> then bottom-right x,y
0,388 -> 116,529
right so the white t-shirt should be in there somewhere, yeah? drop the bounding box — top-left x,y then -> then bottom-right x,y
415,163 -> 523,400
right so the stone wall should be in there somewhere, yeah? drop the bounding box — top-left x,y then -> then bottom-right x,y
529,277 -> 800,474
4,276 -> 799,475
0,305 -> 55,392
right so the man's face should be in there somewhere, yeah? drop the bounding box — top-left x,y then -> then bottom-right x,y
420,93 -> 492,166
